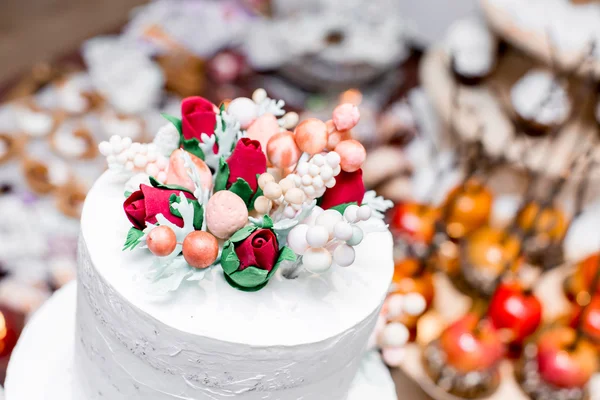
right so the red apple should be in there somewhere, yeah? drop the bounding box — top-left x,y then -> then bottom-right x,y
570,295 -> 600,344
389,202 -> 439,244
536,326 -> 598,388
488,281 -> 542,343
439,313 -> 505,373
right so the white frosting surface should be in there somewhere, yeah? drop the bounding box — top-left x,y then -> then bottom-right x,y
6,283 -> 397,400
445,18 -> 496,77
81,171 -> 393,347
510,70 -> 571,125
488,0 -> 600,58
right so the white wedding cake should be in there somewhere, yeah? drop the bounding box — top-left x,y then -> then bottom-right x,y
6,90 -> 395,400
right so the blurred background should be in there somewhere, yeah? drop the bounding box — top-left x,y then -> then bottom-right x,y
4,1 -> 600,399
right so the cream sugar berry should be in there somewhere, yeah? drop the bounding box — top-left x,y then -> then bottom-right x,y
52,89 -> 397,400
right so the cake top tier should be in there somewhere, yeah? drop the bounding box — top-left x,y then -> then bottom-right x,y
89,90 -> 394,345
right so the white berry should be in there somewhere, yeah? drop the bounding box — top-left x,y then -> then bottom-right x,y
343,204 -> 360,223
403,293 -> 427,316
325,178 -> 336,188
387,294 -> 404,319
252,88 -> 267,104
227,97 -> 258,129
333,244 -> 355,267
303,248 -> 333,274
283,206 -> 296,218
312,153 -> 325,166
319,165 -> 333,181
306,225 -> 329,248
301,174 -> 313,186
357,205 -> 372,221
99,141 -> 112,156
264,181 -> 282,200
380,322 -> 410,347
334,221 -> 353,241
309,164 -> 320,177
287,224 -> 310,255
285,188 -> 305,204
296,162 -> 309,176
347,226 -> 364,246
326,151 -> 341,167
312,176 -> 324,188
315,210 -> 343,239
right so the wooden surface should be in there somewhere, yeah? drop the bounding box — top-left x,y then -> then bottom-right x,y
0,0 -> 432,398
0,0 -> 148,82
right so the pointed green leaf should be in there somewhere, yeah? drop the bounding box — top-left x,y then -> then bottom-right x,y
329,202 -> 358,215
181,137 -> 205,160
124,190 -> 132,198
220,242 -> 240,275
149,176 -> 194,194
229,178 -> 254,206
192,203 -> 204,230
123,227 -> 145,251
214,157 -> 230,192
169,193 -> 183,218
261,215 -> 274,229
161,113 -> 183,135
229,225 -> 257,243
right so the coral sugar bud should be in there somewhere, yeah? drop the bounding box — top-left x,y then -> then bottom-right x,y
147,226 -> 177,257
182,231 -> 219,269
334,139 -> 366,173
267,130 -> 301,168
294,118 -> 328,155
332,103 -> 360,131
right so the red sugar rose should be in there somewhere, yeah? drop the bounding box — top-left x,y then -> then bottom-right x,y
234,229 -> 279,272
124,185 -> 195,230
226,138 -> 267,192
320,169 -> 365,210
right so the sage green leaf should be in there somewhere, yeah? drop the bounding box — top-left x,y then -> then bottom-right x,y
192,203 -> 204,230
181,137 -> 205,160
220,242 -> 240,275
224,273 -> 269,292
123,227 -> 144,251
149,176 -> 193,194
249,174 -> 264,211
214,157 -> 230,192
329,202 -> 358,215
229,225 -> 257,243
261,215 -> 274,229
124,190 -> 132,198
228,266 -> 268,288
161,113 -> 182,135
228,178 -> 254,206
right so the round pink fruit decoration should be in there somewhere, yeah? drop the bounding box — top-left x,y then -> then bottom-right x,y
266,130 -> 301,168
246,113 -> 280,155
332,103 -> 360,131
334,139 -> 366,173
166,149 -> 213,192
205,190 -> 249,239
293,118 -> 328,155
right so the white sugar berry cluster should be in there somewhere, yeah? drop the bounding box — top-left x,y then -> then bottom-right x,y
288,204 -> 371,274
369,292 -> 427,367
99,135 -> 169,181
287,152 -> 341,201
254,173 -> 307,219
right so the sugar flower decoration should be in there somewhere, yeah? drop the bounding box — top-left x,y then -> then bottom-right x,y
108,90 -> 389,293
